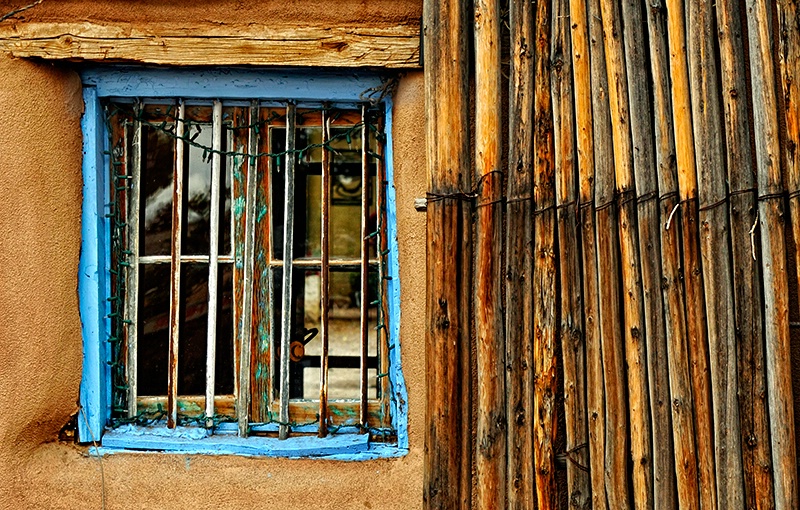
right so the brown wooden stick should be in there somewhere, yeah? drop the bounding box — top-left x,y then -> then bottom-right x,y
746,1 -> 799,507
423,0 -> 473,507
598,0 -> 654,506
552,0 -> 590,506
717,0 -> 773,506
618,0 -> 676,505
588,0 -> 630,506
507,0 -> 535,506
474,0 -> 506,505
778,0 -> 800,504
686,0 -> 744,505
569,0 -> 606,506
645,1 -> 701,508
532,0 -> 557,507
663,1 -> 717,507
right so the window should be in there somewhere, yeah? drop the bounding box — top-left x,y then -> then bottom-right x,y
78,69 -> 407,456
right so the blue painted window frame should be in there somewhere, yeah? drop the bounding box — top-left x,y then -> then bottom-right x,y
78,67 -> 408,458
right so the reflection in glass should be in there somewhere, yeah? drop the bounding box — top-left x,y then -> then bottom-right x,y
141,126 -> 174,257
182,124 -> 213,256
178,263 -> 209,395
216,264 -> 234,395
138,264 -> 171,395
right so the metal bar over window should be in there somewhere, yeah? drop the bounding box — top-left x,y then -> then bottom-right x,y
167,100 -> 186,429
359,104 -> 370,431
279,103 -> 297,440
205,99 -> 223,427
376,115 -> 391,428
319,108 -> 331,437
238,101 -> 259,437
126,103 -> 142,419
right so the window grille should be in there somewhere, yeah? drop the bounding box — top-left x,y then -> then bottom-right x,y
105,98 -> 392,440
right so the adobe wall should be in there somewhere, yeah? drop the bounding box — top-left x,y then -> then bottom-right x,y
0,2 -> 425,508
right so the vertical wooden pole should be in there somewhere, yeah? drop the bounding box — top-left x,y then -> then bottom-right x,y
663,2 -> 717,507
423,0 -> 472,507
588,0 -> 630,506
238,101 -> 259,437
474,0 -> 506,505
126,103 -> 142,419
205,99 -> 223,427
360,105 -> 371,432
686,0 -> 743,505
717,0 -> 774,506
507,0 -> 535,506
597,0 -> 654,506
552,0 -> 590,506
532,0 -> 557,507
778,2 -> 800,505
278,104 -> 296,440
319,109 -> 331,437
778,0 -> 800,500
746,1 -> 799,507
645,1 -> 700,508
569,0 -> 607,506
168,100 -> 186,430
619,0 -> 676,504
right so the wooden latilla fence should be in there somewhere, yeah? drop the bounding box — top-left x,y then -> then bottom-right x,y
423,0 -> 800,508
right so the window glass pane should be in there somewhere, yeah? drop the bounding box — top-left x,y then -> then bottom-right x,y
141,125 -> 174,257
178,263 -> 209,396
182,121 -> 213,256
329,125 -> 364,259
137,264 -> 171,396
216,263 -> 235,395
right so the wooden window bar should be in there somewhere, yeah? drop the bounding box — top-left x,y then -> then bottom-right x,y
359,105 -> 370,432
319,108 -> 331,437
125,103 -> 142,419
205,100 -> 223,427
278,103 -> 297,440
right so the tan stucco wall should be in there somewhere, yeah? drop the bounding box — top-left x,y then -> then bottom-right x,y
0,3 -> 425,507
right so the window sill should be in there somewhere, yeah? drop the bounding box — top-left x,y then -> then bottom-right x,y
96,425 -> 407,460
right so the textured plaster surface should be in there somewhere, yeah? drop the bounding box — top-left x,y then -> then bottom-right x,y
0,42 -> 426,510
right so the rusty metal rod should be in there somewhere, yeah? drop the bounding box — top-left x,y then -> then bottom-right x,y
167,99 -> 186,429
279,103 -> 297,440
205,99 -> 223,428
318,109 -> 331,437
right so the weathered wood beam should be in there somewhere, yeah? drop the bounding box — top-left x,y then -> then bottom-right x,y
0,21 -> 421,68
620,0 -> 676,505
716,0 -> 774,506
423,0 -> 472,507
779,0 -> 800,500
552,0 -> 590,506
746,1 -> 799,508
597,0 -> 654,506
474,0 -> 506,506
506,0 -> 535,506
645,1 -> 701,508
686,0 -> 744,505
532,0 -> 557,507
664,0 -> 717,507
588,0 -> 630,506
569,0 -> 606,506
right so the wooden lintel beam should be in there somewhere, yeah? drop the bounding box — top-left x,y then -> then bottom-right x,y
0,22 -> 421,68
